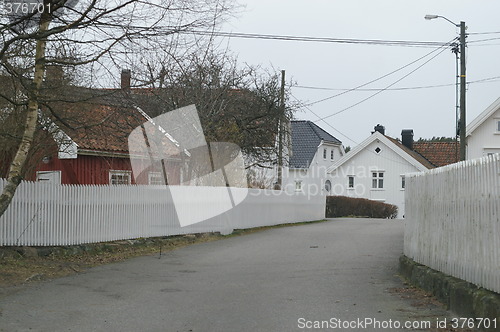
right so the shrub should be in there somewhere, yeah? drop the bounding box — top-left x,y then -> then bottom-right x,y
325,196 -> 398,219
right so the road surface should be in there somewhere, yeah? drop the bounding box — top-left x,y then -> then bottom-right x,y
0,218 -> 456,331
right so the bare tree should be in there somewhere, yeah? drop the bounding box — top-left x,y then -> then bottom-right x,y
0,0 -> 235,218
134,50 -> 297,171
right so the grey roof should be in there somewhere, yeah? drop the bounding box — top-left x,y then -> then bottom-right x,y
289,120 -> 342,168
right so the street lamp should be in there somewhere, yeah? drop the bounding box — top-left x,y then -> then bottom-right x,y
425,14 -> 467,161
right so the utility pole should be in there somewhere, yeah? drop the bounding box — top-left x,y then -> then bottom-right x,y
425,15 -> 467,161
459,21 -> 467,161
276,70 -> 285,190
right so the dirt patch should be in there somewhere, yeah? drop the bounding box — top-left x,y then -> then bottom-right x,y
390,284 -> 478,332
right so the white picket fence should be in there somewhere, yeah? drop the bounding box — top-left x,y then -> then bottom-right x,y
0,180 -> 325,246
404,154 -> 500,294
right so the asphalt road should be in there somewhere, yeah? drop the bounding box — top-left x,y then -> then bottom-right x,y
0,218 -> 455,332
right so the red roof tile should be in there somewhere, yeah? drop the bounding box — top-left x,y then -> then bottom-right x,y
45,88 -> 180,156
413,142 -> 459,167
384,136 -> 436,169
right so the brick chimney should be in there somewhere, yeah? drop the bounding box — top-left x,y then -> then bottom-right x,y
121,69 -> 131,91
401,129 -> 414,150
372,124 -> 385,135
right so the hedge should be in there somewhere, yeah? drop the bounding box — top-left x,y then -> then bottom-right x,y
325,196 -> 398,219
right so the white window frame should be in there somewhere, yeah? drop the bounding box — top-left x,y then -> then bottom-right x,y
371,171 -> 385,190
36,171 -> 61,184
348,176 -> 355,189
148,172 -> 165,185
330,150 -> 334,160
483,148 -> 500,157
401,175 -> 406,190
324,180 -> 331,193
323,148 -> 327,159
295,180 -> 303,191
109,170 -> 131,185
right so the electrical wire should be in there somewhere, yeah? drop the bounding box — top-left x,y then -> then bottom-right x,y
468,31 -> 500,35
290,93 -> 426,168
185,30 -> 450,48
301,38 -> 457,107
290,94 -> 358,145
293,75 -> 500,92
468,37 -> 500,44
309,44 -> 452,122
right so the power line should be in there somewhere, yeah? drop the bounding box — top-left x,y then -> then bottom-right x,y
289,94 -> 358,145
468,31 -> 500,35
312,43 -> 451,122
291,94 -> 423,168
293,75 -> 500,92
185,30 -> 450,48
468,37 -> 500,44
302,39 -> 456,107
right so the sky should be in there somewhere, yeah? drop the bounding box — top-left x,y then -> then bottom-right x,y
218,0 -> 500,147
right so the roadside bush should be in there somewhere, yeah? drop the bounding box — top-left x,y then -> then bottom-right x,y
325,196 -> 398,219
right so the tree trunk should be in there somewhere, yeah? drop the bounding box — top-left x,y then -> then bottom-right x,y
0,18 -> 51,218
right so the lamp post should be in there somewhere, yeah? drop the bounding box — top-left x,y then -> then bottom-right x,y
425,15 -> 467,161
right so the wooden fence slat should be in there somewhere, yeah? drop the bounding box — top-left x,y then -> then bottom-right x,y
405,155 -> 500,294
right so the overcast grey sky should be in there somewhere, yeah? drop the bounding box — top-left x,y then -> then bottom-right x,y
219,0 -> 500,146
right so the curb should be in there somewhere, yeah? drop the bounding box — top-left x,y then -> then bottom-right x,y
399,255 -> 500,331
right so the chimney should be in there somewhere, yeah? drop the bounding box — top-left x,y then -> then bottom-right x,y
373,124 -> 385,135
121,69 -> 131,91
401,129 -> 414,150
45,65 -> 65,83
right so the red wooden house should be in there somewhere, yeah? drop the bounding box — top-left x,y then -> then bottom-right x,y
24,72 -> 184,185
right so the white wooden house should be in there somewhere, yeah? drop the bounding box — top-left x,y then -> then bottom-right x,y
466,97 -> 500,159
282,120 -> 344,195
326,126 -> 435,218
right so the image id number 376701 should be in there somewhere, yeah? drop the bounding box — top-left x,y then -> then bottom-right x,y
446,318 -> 497,330
1,1 -> 53,15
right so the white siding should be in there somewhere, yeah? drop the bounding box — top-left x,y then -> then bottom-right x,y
282,143 -> 343,196
467,107 -> 500,160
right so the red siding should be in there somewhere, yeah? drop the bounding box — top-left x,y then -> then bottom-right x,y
34,154 -> 132,185
33,153 -> 181,185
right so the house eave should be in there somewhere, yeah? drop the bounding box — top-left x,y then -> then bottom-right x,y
327,131 -> 430,173
77,149 -> 184,161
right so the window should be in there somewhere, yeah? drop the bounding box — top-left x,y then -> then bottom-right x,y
375,147 -> 381,154
36,171 -> 61,184
401,176 -> 406,190
497,120 -> 500,132
330,150 -> 334,160
109,170 -> 131,185
348,176 -> 354,188
372,172 -> 384,189
295,180 -> 302,191
148,172 -> 165,185
325,180 -> 331,193
483,148 -> 500,157
323,148 -> 327,159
